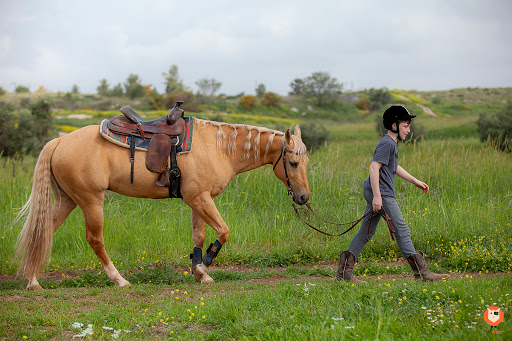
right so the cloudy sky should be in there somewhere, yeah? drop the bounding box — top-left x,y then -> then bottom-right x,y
1,0 -> 511,96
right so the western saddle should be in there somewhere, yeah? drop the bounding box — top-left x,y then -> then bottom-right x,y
107,101 -> 186,198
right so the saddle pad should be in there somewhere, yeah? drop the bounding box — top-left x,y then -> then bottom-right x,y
100,116 -> 194,154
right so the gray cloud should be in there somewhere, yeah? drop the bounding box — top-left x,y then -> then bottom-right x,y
1,0 -> 511,95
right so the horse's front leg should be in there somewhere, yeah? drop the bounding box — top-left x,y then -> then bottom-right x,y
191,210 -> 213,284
188,193 -> 230,283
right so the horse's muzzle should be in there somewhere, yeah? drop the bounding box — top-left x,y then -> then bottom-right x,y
293,193 -> 309,205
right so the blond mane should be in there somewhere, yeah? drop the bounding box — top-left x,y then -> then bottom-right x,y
196,118 -> 308,161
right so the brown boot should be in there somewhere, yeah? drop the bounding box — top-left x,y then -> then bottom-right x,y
407,251 -> 449,281
335,250 -> 367,284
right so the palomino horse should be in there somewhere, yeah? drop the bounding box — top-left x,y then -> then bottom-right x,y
14,118 -> 309,289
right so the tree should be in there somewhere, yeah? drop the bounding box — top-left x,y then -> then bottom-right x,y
71,84 -> 79,94
163,64 -> 185,94
301,72 -> 343,106
124,74 -> 145,99
255,83 -> 266,98
110,83 -> 124,97
262,92 -> 281,107
15,85 -> 29,93
35,86 -> 47,94
195,78 -> 222,97
97,79 -> 110,96
288,78 -> 305,96
0,87 -> 6,96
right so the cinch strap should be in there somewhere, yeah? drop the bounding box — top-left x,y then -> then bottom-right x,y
169,136 -> 181,198
129,136 -> 136,184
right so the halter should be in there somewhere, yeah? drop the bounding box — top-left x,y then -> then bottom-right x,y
272,142 -> 306,197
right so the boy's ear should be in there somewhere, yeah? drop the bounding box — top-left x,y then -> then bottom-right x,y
392,122 -> 397,131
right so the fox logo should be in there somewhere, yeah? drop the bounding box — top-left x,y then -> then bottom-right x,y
484,306 -> 504,327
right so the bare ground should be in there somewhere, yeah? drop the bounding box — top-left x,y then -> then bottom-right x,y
1,261 -> 509,285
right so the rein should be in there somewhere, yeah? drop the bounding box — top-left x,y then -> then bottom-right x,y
292,203 -> 396,239
273,141 -> 395,240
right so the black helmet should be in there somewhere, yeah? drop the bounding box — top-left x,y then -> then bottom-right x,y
383,105 -> 416,131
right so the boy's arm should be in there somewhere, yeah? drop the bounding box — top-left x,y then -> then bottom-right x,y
396,165 -> 429,194
369,161 -> 383,212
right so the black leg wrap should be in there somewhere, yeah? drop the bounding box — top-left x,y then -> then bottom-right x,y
190,247 -> 203,266
203,240 -> 222,266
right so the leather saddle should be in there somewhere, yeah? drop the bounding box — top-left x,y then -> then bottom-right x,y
107,101 -> 186,197
108,101 -> 186,141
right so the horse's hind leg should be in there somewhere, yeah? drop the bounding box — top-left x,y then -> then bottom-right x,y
191,210 -> 213,284
26,181 -> 77,290
81,199 -> 130,287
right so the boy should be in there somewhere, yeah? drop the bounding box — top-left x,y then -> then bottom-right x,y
336,105 -> 448,283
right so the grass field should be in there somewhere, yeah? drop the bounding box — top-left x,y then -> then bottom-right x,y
1,105 -> 511,340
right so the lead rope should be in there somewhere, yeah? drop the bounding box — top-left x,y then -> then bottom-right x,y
292,203 -> 395,240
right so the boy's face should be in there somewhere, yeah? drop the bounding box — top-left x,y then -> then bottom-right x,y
394,121 -> 411,140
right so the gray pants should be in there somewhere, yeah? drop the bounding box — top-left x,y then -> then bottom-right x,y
347,186 -> 416,259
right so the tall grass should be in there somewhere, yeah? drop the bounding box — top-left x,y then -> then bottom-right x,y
1,128 -> 511,275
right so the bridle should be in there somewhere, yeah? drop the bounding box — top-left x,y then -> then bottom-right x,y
272,142 -> 306,197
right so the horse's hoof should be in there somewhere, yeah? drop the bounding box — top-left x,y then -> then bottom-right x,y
201,277 -> 214,284
117,279 -> 131,287
27,283 -> 43,290
194,263 -> 214,283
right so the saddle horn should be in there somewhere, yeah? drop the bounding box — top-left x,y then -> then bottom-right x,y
167,101 -> 185,125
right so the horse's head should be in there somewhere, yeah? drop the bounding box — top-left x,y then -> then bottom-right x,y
273,125 -> 310,205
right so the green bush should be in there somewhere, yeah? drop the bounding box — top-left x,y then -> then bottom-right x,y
299,122 -> 329,152
0,99 -> 54,158
478,103 -> 512,152
356,97 -> 372,111
238,95 -> 258,110
262,92 -> 281,107
15,85 -> 29,93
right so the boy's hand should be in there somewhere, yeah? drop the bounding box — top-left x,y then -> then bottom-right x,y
415,181 -> 429,194
372,196 -> 383,212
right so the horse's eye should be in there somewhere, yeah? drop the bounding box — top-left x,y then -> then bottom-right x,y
289,161 -> 298,168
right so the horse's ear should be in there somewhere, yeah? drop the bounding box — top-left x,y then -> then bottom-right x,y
294,125 -> 301,139
285,128 -> 293,145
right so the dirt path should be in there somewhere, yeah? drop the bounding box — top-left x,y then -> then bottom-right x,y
1,261 -> 508,284
417,103 -> 438,116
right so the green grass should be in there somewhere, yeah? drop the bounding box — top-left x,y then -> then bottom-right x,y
0,274 -> 510,340
1,124 -> 511,274
1,107 -> 512,340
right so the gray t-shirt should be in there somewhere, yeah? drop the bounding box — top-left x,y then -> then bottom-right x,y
363,135 -> 398,198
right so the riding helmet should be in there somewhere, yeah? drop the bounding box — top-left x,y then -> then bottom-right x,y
383,105 -> 416,131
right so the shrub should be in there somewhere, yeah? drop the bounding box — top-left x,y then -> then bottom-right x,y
356,97 -> 372,111
238,95 -> 258,110
15,85 -> 29,93
262,92 -> 281,107
299,122 -> 329,152
0,106 -> 37,157
478,103 -> 512,152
